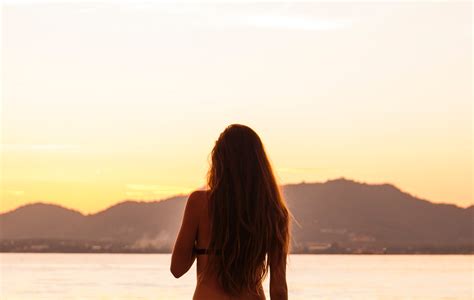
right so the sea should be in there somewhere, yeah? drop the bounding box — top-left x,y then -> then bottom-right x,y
0,253 -> 472,299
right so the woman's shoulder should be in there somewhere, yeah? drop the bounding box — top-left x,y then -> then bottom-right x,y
186,190 -> 210,220
187,189 -> 210,207
189,189 -> 209,199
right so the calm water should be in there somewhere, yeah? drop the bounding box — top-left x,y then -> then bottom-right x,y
0,253 -> 472,299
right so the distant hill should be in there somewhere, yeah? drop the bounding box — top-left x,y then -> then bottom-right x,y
0,196 -> 187,250
284,178 -> 472,248
1,178 -> 472,252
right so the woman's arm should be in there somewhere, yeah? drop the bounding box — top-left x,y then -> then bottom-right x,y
170,191 -> 201,278
269,249 -> 288,300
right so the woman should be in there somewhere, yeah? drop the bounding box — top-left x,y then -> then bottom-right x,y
170,124 -> 290,300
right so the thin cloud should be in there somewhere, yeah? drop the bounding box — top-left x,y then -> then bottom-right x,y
277,167 -> 323,174
277,166 -> 349,175
243,15 -> 351,31
1,144 -> 80,152
7,190 -> 25,196
125,184 -> 194,197
3,1 -> 352,32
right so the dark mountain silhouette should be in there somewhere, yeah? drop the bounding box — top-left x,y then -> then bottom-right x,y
1,178 -> 472,252
0,196 -> 187,250
284,178 -> 472,247
0,202 -> 84,240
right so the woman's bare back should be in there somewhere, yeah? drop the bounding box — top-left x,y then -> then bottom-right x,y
192,190 -> 265,300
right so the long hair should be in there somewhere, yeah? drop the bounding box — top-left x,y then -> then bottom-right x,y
205,124 -> 290,296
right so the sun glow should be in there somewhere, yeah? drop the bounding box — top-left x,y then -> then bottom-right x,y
1,1 -> 471,214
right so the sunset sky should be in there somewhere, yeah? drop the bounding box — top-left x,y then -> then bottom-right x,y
1,1 -> 472,214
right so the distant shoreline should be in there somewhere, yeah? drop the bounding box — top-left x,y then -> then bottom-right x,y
1,239 -> 472,255
1,252 -> 473,255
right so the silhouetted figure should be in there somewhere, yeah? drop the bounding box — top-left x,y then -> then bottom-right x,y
171,124 -> 290,300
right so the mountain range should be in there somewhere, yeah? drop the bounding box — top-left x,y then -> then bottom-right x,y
1,178 -> 472,253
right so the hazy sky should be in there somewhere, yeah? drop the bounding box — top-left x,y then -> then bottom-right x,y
1,1 -> 472,214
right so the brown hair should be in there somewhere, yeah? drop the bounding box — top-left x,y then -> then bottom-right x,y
205,124 -> 290,296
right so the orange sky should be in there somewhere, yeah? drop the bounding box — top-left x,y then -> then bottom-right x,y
1,1 -> 472,214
